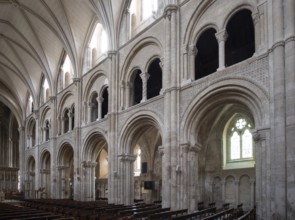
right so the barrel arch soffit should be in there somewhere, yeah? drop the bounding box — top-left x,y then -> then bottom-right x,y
180,78 -> 269,144
118,110 -> 164,154
81,129 -> 108,162
56,140 -> 74,164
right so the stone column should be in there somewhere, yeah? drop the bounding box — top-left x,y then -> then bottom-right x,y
18,127 -> 25,193
119,154 -> 136,205
68,112 -> 73,131
188,144 -> 201,211
87,102 -> 93,123
252,129 -> 268,219
271,1 -> 286,218
140,72 -> 150,102
97,97 -> 104,120
284,1 -> 295,219
215,29 -> 228,70
120,81 -> 125,110
188,45 -> 197,81
180,144 -> 189,209
61,117 -> 65,134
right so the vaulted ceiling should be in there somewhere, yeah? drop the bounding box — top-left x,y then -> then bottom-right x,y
0,0 -> 127,121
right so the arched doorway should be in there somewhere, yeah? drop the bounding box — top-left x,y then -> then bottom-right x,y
120,116 -> 162,204
57,144 -> 74,199
40,151 -> 51,198
82,132 -> 108,201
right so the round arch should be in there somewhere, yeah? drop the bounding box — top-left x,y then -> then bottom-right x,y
82,130 -> 108,162
121,37 -> 163,83
180,78 -> 269,146
119,110 -> 164,154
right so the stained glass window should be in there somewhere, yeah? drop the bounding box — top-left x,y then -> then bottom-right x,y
229,117 -> 253,160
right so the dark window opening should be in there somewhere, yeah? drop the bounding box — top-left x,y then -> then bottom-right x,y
45,121 -> 50,141
147,58 -> 162,99
195,28 -> 218,80
133,69 -> 142,105
64,109 -> 69,133
101,88 -> 108,118
71,107 -> 75,130
225,10 -> 255,67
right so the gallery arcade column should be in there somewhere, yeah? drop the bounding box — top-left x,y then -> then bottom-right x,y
215,29 -> 228,70
140,72 -> 150,103
97,97 -> 104,120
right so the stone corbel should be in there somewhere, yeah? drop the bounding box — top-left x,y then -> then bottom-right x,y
73,77 -> 80,86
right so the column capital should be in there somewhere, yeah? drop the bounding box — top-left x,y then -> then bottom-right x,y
181,143 -> 190,153
118,154 -> 136,162
18,126 -> 25,132
107,50 -> 117,60
33,110 -> 39,118
96,97 -> 104,103
252,12 -> 260,25
158,146 -> 164,157
188,44 -> 198,56
251,129 -> 266,143
140,72 -> 150,81
49,96 -> 56,103
215,29 -> 228,43
163,4 -> 178,20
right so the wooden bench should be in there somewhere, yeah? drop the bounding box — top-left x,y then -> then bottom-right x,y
172,207 -> 216,220
148,208 -> 188,219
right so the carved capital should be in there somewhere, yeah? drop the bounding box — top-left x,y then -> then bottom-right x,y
140,72 -> 150,81
158,146 -> 164,157
252,130 -> 266,143
163,5 -> 178,21
118,154 -> 136,162
188,44 -> 198,56
215,30 -> 228,43
181,143 -> 190,153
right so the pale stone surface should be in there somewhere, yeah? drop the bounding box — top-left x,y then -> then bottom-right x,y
0,1 -> 293,219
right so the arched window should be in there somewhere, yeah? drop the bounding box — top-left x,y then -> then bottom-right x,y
45,120 -> 50,141
223,115 -> 255,169
225,9 -> 255,67
58,54 -> 74,91
129,0 -> 158,37
71,106 -> 75,130
27,119 -> 36,147
89,23 -> 108,68
26,95 -> 34,116
101,87 -> 109,119
63,109 -> 69,133
40,77 -> 50,105
132,69 -> 142,106
147,58 -> 162,99
134,145 -> 141,176
195,28 -> 218,80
